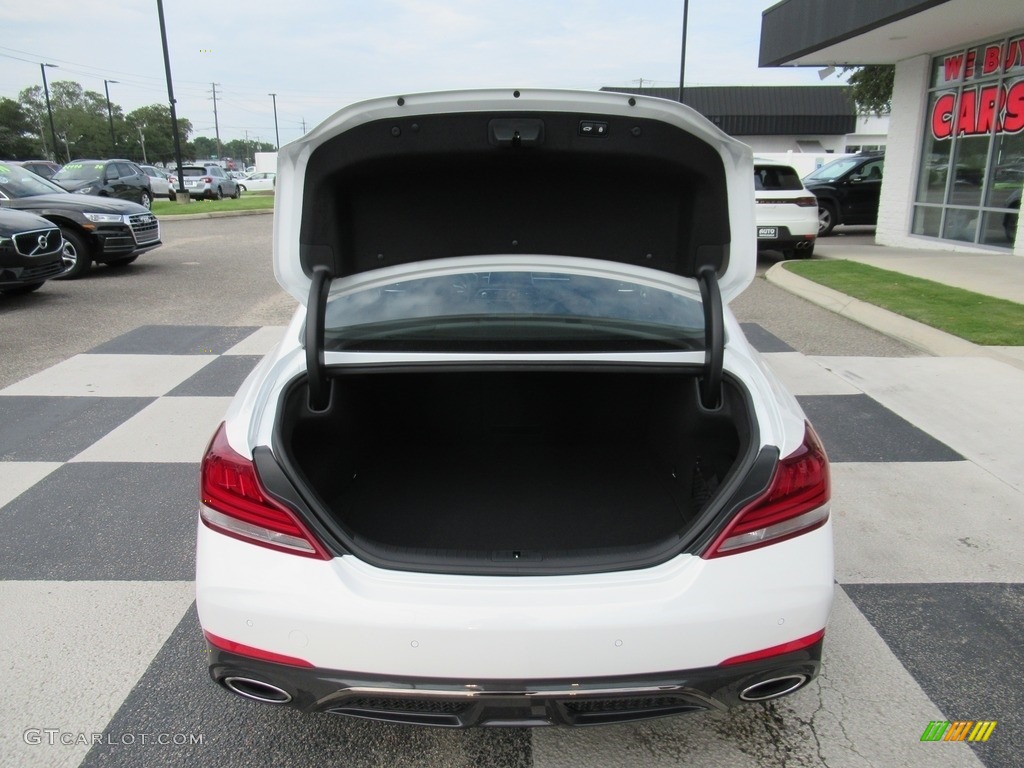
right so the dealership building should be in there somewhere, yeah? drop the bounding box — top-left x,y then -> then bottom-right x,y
760,0 -> 1024,256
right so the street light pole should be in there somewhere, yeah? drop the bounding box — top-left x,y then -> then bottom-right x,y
678,0 -> 689,103
104,79 -> 119,156
269,93 -> 280,150
40,63 -> 59,163
156,0 -> 188,202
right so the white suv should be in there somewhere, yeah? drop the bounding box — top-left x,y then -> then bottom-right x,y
196,89 -> 833,727
754,159 -> 818,259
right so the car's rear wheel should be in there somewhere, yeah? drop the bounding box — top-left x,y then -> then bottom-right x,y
54,227 -> 92,280
817,203 -> 837,237
213,187 -> 224,200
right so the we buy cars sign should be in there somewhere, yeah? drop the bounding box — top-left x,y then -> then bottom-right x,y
930,35 -> 1024,140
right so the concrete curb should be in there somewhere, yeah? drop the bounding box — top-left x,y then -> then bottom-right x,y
765,261 -> 1024,372
156,208 -> 273,221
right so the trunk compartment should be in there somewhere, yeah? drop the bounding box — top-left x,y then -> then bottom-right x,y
276,367 -> 752,572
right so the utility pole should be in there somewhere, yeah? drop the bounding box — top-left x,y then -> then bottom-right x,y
269,92 -> 280,150
157,0 -> 188,202
40,63 -> 59,163
678,0 -> 689,104
138,126 -> 148,164
211,82 -> 222,161
104,79 -> 119,156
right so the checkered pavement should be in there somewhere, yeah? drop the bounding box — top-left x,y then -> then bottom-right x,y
1,324 -> 1020,768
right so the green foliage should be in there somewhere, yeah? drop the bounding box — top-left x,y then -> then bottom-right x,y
0,97 -> 41,158
124,105 -> 192,164
842,65 -> 895,116
784,260 -> 1024,345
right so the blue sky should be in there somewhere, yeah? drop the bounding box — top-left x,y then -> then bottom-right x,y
0,1 -> 834,145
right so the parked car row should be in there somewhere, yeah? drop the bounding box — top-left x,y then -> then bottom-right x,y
0,162 -> 161,292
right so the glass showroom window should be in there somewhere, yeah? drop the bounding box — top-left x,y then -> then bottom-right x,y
913,34 -> 1024,248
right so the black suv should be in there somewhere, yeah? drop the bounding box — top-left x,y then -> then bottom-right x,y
0,162 -> 161,278
0,208 -> 65,295
52,159 -> 154,209
802,153 -> 884,236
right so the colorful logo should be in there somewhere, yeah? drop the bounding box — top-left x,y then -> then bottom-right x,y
920,721 -> 997,742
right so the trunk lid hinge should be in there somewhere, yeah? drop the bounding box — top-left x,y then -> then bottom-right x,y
697,265 -> 723,410
306,266 -> 333,411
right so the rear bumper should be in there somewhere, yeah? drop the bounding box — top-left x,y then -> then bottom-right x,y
207,639 -> 823,726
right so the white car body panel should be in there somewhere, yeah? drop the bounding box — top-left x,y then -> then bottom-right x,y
197,520 -> 832,678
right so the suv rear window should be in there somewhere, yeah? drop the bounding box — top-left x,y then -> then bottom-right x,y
754,165 -> 802,191
180,167 -> 208,177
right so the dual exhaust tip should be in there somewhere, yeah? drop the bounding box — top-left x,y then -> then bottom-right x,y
739,673 -> 809,702
220,672 -> 811,709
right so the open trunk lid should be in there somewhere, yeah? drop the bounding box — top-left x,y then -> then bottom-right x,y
273,89 -> 756,409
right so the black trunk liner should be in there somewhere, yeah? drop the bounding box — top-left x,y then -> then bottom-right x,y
335,438 -> 689,552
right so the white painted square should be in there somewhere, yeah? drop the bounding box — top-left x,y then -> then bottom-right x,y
70,397 -> 232,463
0,581 -> 195,768
832,462 -> 1024,584
0,355 -> 216,398
223,326 -> 289,356
0,462 -> 62,508
817,356 -> 1024,491
762,352 -> 863,396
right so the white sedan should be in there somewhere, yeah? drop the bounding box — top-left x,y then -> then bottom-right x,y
237,172 -> 275,193
196,89 -> 833,727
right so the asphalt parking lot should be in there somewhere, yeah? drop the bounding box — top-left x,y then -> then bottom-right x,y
1,215 -> 1020,767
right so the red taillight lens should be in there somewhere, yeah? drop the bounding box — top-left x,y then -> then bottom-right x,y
719,629 -> 825,666
200,423 -> 329,559
795,196 -> 818,207
202,176 -> 213,183
204,630 -> 313,667
704,423 -> 830,558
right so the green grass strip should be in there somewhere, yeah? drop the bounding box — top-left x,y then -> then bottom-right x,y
152,194 -> 274,216
784,259 -> 1024,346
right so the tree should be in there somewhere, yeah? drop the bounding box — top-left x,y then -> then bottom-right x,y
124,105 -> 192,165
0,97 -> 42,158
19,81 -> 117,161
843,65 -> 895,116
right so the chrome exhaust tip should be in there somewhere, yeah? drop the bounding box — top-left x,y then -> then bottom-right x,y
222,676 -> 293,704
739,674 -> 809,702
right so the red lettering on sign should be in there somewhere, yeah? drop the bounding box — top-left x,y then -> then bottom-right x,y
931,93 -> 956,139
1006,39 -> 1024,71
1004,81 -> 1024,133
983,45 -> 1002,75
975,85 -> 1000,133
956,88 -> 977,135
965,50 -> 977,78
944,54 -> 964,82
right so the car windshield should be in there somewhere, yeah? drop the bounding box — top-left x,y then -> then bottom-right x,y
0,163 -> 68,198
803,158 -> 861,182
53,162 -> 105,181
323,270 -> 706,352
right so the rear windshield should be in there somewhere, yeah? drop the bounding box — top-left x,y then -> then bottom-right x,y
323,270 -> 705,352
754,165 -> 802,191
180,167 -> 209,177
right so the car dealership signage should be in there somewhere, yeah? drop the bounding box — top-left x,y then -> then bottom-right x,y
930,35 -> 1024,139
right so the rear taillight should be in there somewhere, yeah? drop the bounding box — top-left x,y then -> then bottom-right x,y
795,196 -> 818,207
704,423 -> 830,558
204,630 -> 314,667
202,176 -> 213,183
200,423 -> 329,559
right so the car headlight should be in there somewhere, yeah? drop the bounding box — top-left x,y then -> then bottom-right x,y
74,186 -> 95,195
84,212 -> 128,224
